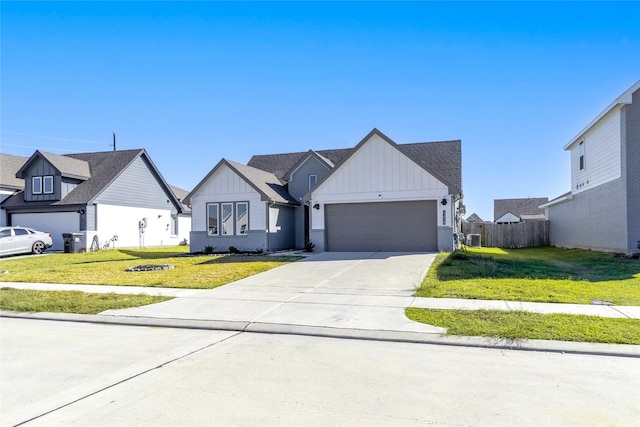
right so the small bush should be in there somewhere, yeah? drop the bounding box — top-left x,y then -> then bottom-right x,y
203,245 -> 214,254
229,246 -> 239,254
304,240 -> 315,252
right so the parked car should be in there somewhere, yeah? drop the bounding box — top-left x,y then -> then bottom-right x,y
0,226 -> 53,256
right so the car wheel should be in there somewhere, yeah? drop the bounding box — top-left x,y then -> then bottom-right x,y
32,241 -> 46,254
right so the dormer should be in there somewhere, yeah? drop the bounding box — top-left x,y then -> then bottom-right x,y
16,150 -> 91,202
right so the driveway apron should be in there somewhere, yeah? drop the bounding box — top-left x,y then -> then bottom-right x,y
101,252 -> 444,334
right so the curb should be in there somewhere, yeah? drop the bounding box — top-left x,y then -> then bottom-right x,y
2,311 -> 639,359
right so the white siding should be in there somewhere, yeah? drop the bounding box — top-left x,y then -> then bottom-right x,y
189,165 -> 265,232
570,107 -> 622,194
310,133 -> 449,230
96,204 -> 176,249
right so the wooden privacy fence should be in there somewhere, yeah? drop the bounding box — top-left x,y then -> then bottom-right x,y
462,221 -> 549,248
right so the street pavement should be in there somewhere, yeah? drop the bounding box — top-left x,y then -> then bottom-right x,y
2,317 -> 639,427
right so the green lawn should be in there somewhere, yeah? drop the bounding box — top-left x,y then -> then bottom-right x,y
406,307 -> 640,345
0,246 -> 300,289
416,247 -> 640,305
0,288 -> 172,315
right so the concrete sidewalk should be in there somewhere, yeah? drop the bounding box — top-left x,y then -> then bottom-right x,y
1,251 -> 639,357
3,281 -> 639,319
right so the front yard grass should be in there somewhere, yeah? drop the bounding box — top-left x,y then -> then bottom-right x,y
0,246 -> 300,289
0,288 -> 172,315
416,247 -> 640,305
406,307 -> 640,345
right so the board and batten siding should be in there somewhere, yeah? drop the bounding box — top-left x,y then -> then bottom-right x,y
94,156 -> 177,212
22,157 -> 60,202
189,164 -> 266,232
310,133 -> 449,230
570,107 -> 622,194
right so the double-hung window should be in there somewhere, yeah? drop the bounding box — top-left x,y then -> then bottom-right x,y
309,174 -> 317,189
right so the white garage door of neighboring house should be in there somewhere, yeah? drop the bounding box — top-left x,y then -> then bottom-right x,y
324,200 -> 438,252
12,212 -> 79,251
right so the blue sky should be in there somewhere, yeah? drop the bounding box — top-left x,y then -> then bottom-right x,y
2,1 -> 639,221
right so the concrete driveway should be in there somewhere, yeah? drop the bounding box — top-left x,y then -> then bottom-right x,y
102,252 -> 444,335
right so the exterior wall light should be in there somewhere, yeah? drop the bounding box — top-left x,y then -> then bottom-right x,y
313,203 -> 320,210
441,198 -> 448,205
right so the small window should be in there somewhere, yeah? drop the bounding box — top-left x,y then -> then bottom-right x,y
579,141 -> 585,170
236,202 -> 248,235
43,176 -> 54,194
207,203 -> 219,235
309,174 -> 317,189
221,203 -> 234,235
442,210 -> 447,225
32,176 -> 42,194
170,214 -> 178,236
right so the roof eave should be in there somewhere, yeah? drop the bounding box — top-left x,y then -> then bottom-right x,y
563,80 -> 640,151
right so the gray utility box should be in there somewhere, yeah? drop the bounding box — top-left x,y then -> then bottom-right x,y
62,233 -> 84,253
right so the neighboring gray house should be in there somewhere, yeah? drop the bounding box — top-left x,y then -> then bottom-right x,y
185,128 -> 463,253
541,80 -> 640,255
1,149 -> 188,250
465,213 -> 484,223
494,198 -> 548,224
0,153 -> 28,226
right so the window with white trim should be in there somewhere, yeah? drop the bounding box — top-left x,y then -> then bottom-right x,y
170,214 -> 178,236
309,174 -> 317,189
32,176 -> 42,194
43,176 -> 54,194
579,141 -> 585,170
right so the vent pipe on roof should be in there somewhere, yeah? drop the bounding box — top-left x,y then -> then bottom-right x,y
110,132 -> 117,151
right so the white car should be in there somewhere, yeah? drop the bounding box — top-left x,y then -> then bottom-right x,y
0,226 -> 53,256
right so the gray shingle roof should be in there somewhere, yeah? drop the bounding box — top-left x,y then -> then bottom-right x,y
494,197 -> 549,222
248,148 -> 354,182
170,185 -> 191,214
184,159 -> 300,206
226,160 -> 299,205
38,151 -> 91,179
465,213 -> 484,223
0,153 -> 27,190
2,149 -> 182,212
248,131 -> 462,195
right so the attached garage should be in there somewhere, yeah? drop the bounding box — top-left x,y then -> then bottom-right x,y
324,200 -> 438,252
11,212 -> 79,251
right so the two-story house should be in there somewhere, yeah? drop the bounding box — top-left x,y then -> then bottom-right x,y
185,128 -> 463,253
1,149 -> 190,251
542,80 -> 640,255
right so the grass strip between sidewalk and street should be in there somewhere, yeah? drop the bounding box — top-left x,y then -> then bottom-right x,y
0,288 -> 172,315
406,307 -> 640,345
416,247 -> 640,305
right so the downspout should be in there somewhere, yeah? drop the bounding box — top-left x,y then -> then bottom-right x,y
266,202 -> 270,252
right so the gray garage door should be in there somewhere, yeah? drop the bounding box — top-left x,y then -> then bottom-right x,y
325,201 -> 438,252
